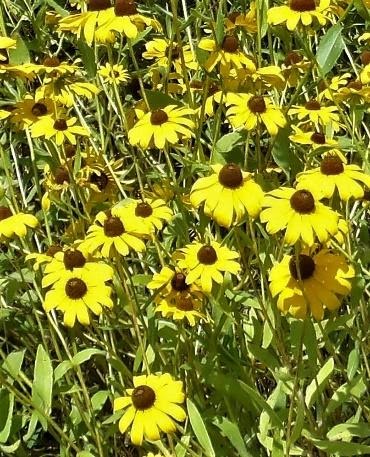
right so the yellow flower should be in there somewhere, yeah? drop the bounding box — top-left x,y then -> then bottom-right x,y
225,4 -> 258,33
10,95 -> 55,129
31,116 -> 89,145
148,266 -> 206,326
142,38 -> 198,73
190,163 -> 264,227
318,73 -> 351,101
296,154 -> 370,201
198,35 -> 256,77
226,93 -> 286,136
269,249 -> 354,319
98,62 -> 130,84
177,241 -> 240,293
43,268 -> 113,327
41,248 -> 114,288
80,207 -> 148,258
288,100 -> 340,131
117,199 -> 173,233
36,79 -> 100,107
0,207 -> 38,239
26,245 -> 63,271
0,36 -> 17,62
360,53 -> 370,84
114,373 -> 186,446
260,188 -> 339,246
289,126 -> 338,149
128,105 -> 195,149
268,0 -> 331,31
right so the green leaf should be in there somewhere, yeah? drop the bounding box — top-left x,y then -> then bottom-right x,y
215,6 -> 225,45
32,345 -> 53,430
347,347 -> 359,381
187,398 -> 215,457
0,390 -> 14,443
326,376 -> 367,414
8,35 -> 30,65
214,417 -> 253,457
303,430 -> 370,455
175,435 -> 191,457
305,357 -> 334,408
316,24 -> 344,76
144,90 -> 182,109
76,40 -> 97,78
54,360 -> 73,382
327,423 -> 370,441
271,125 -> 301,179
72,348 -> 105,366
91,391 -> 109,412
353,0 -> 370,20
2,350 -> 25,383
213,132 -> 245,165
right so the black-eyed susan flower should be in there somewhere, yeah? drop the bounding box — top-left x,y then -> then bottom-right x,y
148,266 -> 206,326
0,36 -> 16,62
26,245 -> 63,271
31,117 -> 89,145
35,56 -> 78,76
289,127 -> 338,149
114,373 -> 186,446
41,248 -> 114,288
226,93 -> 286,136
142,38 -> 197,73
225,5 -> 258,33
269,249 -> 354,319
281,51 -> 311,87
318,73 -> 351,101
118,198 -> 173,233
0,206 -> 38,239
296,154 -> 370,201
198,35 -> 256,77
128,105 -> 194,149
260,188 -> 339,246
267,0 -> 331,31
80,207 -> 148,258
190,163 -> 264,228
288,100 -> 340,130
359,51 -> 370,84
36,77 -> 100,107
177,241 -> 240,293
98,62 -> 129,85
336,80 -> 370,104
10,96 -> 55,129
43,269 -> 113,327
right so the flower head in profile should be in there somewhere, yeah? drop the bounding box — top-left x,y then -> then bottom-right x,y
80,207 -> 149,258
260,188 -> 339,246
190,163 -> 264,227
148,266 -> 206,326
288,100 -> 340,131
43,268 -> 113,327
26,245 -> 63,271
177,241 -> 240,293
289,127 -> 338,149
226,93 -> 286,136
225,4 -> 258,33
128,105 -> 194,149
269,249 -> 354,319
268,0 -> 331,31
31,117 -> 89,145
198,34 -> 256,77
296,154 -> 370,201
0,207 -> 38,239
114,373 -> 186,446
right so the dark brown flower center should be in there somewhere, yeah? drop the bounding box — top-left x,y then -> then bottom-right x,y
63,249 -> 86,270
131,385 -> 156,410
248,95 -> 267,113
31,103 -> 48,116
305,100 -> 321,110
88,0 -> 112,11
347,80 -> 362,90
362,189 -> 370,201
197,245 -> 217,265
284,51 -> 302,66
54,167 -> 70,184
104,216 -> 125,237
289,254 -> 315,280
171,272 -> 189,291
0,206 -> 12,220
54,119 -> 68,131
310,132 -> 326,144
320,155 -> 344,175
90,171 -> 109,191
290,0 -> 316,11
46,245 -> 63,257
228,12 -> 239,23
0,50 -> 9,64
135,202 -> 153,217
218,163 -> 243,189
176,296 -> 194,311
290,190 -> 315,214
166,44 -> 181,60
150,109 -> 168,125
65,278 -> 87,299
43,56 -> 60,67
222,35 -> 239,53
361,51 -> 370,66
64,144 -> 77,158
114,0 -> 137,15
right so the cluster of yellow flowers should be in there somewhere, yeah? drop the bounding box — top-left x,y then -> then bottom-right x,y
0,0 -> 369,451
